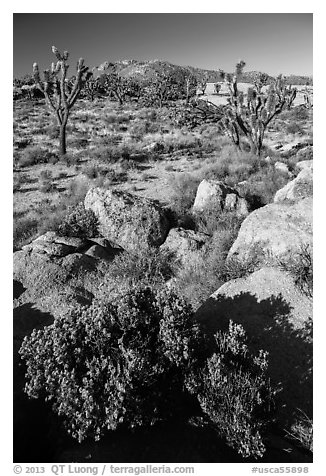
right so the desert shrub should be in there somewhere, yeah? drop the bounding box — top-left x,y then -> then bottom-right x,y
186,321 -> 274,459
104,112 -> 133,125
82,163 -> 109,179
39,180 -> 56,193
58,203 -> 98,238
198,146 -> 262,186
19,146 -> 55,167
60,153 -> 80,167
35,177 -> 93,236
137,108 -> 158,122
107,247 -> 176,287
243,167 -> 290,206
46,124 -> 60,139
39,169 -> 52,181
69,136 -> 89,149
279,105 -> 310,123
285,122 -> 304,135
65,177 -> 91,205
38,170 -> 56,193
168,173 -> 201,215
194,207 -> 244,237
105,169 -> 128,184
14,137 -> 32,149
13,215 -> 39,250
222,255 -> 259,282
278,245 -> 313,298
13,173 -> 30,192
285,409 -> 313,453
173,211 -> 256,308
173,249 -> 225,309
160,132 -> 201,153
89,143 -> 135,163
130,121 -> 160,140
19,286 -> 203,442
173,247 -> 256,311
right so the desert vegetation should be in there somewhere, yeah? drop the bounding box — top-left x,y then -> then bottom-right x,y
13,51 -> 313,463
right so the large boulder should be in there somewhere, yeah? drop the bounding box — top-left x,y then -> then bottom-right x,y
274,167 -> 313,203
160,227 -> 209,265
227,198 -> 312,264
13,249 -> 97,314
192,179 -> 249,216
195,266 -> 312,425
84,187 -> 171,252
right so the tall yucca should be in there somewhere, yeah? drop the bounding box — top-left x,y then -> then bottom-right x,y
33,46 -> 91,155
219,62 -> 297,156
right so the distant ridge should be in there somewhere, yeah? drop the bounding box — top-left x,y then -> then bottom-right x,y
95,59 -> 313,85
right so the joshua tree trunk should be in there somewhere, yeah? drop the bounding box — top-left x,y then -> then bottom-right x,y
59,124 -> 67,155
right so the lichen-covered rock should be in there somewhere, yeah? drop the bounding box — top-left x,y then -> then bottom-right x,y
84,187 -> 171,252
274,167 -> 313,203
192,179 -> 249,216
227,198 -> 312,264
195,266 -> 312,426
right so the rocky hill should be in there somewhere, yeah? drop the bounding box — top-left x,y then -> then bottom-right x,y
95,59 -> 313,85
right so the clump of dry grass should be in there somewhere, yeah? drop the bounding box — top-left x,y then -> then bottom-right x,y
285,410 -> 313,453
167,172 -> 201,215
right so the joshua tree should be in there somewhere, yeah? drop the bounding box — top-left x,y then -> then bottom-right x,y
185,74 -> 197,104
83,69 -> 101,102
214,83 -> 221,95
303,85 -> 313,109
33,46 -> 90,155
198,74 -> 208,96
219,61 -> 297,156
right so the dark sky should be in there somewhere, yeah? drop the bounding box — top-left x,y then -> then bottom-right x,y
13,13 -> 313,78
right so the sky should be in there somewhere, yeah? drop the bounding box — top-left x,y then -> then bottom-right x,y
13,13 -> 313,78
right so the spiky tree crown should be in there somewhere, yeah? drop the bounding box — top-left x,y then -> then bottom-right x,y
217,61 -> 297,155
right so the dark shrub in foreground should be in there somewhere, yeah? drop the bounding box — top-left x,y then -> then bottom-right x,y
19,285 -> 275,458
19,286 -> 203,442
186,321 -> 275,459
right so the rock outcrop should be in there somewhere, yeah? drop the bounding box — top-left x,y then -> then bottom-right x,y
195,266 -> 312,425
85,187 -> 171,253
192,179 -> 249,216
12,228 -> 123,316
227,197 -> 312,264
